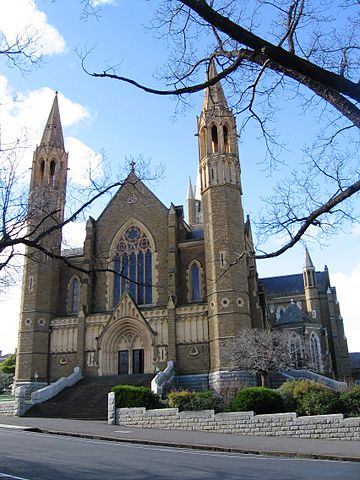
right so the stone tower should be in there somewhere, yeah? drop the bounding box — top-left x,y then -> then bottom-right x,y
15,93 -> 68,387
198,62 -> 252,382
303,248 -> 321,321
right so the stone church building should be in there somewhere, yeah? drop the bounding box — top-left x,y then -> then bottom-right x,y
15,66 -> 351,392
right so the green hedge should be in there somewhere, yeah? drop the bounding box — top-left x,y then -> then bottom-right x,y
0,354 -> 16,375
340,386 -> 360,417
297,389 -> 340,416
229,387 -> 284,414
278,379 -> 328,412
112,385 -> 160,409
168,390 -> 224,413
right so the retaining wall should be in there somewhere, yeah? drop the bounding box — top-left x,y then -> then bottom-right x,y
0,401 -> 15,416
109,400 -> 360,441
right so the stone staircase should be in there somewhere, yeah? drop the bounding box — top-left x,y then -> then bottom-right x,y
24,374 -> 154,421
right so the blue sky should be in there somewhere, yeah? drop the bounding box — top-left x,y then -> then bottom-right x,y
0,0 -> 359,353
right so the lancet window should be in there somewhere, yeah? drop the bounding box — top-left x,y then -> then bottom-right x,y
68,276 -> 80,314
288,332 -> 304,368
188,260 -> 202,302
310,332 -> 322,372
113,225 -> 152,305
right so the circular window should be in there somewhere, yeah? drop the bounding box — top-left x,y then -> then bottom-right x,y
221,297 -> 230,308
24,318 -> 32,326
237,297 -> 244,307
127,194 -> 137,204
38,318 -> 46,326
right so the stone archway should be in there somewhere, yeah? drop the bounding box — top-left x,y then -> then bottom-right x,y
99,316 -> 154,375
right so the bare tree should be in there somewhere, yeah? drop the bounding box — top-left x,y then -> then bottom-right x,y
0,160 -> 162,291
82,0 -> 360,259
226,328 -> 301,386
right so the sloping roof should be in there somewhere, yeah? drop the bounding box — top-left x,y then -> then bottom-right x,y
276,301 -> 312,325
186,229 -> 204,240
261,271 -> 329,297
349,352 -> 360,369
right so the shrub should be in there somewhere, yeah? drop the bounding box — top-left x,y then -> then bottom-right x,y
339,386 -> 360,417
0,354 -> 16,375
168,390 -> 224,413
112,385 -> 160,409
297,389 -> 340,416
168,391 -> 193,410
0,373 -> 13,394
278,380 -> 328,412
229,387 -> 284,414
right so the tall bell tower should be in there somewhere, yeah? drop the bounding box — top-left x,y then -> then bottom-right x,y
16,93 -> 68,387
198,62 -> 252,379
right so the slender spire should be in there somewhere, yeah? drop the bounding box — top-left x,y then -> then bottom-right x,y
40,92 -> 64,148
186,177 -> 194,200
304,247 -> 314,270
202,60 -> 229,111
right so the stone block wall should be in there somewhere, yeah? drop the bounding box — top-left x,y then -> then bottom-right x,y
113,406 -> 360,440
0,401 -> 15,416
176,374 -> 209,391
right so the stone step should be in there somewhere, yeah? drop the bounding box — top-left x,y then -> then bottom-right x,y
25,374 -> 155,420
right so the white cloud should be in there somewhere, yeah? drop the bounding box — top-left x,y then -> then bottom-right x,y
91,0 -> 116,6
0,78 -> 103,187
332,262 -> 360,353
62,221 -> 86,249
66,137 -> 103,186
0,0 -> 65,57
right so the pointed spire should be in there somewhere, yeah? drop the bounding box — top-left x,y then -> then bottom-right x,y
40,92 -> 64,148
202,60 -> 229,111
304,247 -> 315,269
186,177 -> 194,200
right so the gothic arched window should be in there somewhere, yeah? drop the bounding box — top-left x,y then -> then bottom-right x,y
68,277 -> 80,314
49,160 -> 56,186
188,260 -> 202,302
310,332 -> 322,372
276,306 -> 286,321
39,159 -> 45,183
211,125 -> 218,153
113,225 -> 152,305
288,332 -> 304,368
200,128 -> 206,158
223,125 -> 230,153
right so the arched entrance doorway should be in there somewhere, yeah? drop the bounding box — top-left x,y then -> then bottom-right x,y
99,316 -> 154,375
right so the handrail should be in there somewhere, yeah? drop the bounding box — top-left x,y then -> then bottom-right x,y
151,360 -> 175,398
31,367 -> 82,404
280,368 -> 347,392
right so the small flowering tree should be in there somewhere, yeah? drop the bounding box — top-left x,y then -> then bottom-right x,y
226,329 -> 298,387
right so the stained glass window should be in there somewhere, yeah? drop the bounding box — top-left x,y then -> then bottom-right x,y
69,277 -> 79,314
189,262 -> 201,302
113,225 -> 152,305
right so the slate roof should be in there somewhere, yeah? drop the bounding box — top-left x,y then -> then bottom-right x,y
349,352 -> 360,369
276,301 -> 312,325
187,229 -> 204,240
260,271 -> 329,297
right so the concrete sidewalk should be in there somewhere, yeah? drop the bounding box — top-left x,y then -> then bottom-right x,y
0,415 -> 359,462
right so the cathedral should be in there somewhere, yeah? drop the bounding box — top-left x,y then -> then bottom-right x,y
15,65 -> 351,393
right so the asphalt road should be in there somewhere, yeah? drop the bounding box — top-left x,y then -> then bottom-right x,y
0,428 -> 360,480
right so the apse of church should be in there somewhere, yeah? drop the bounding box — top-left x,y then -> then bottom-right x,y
15,68 -> 350,392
